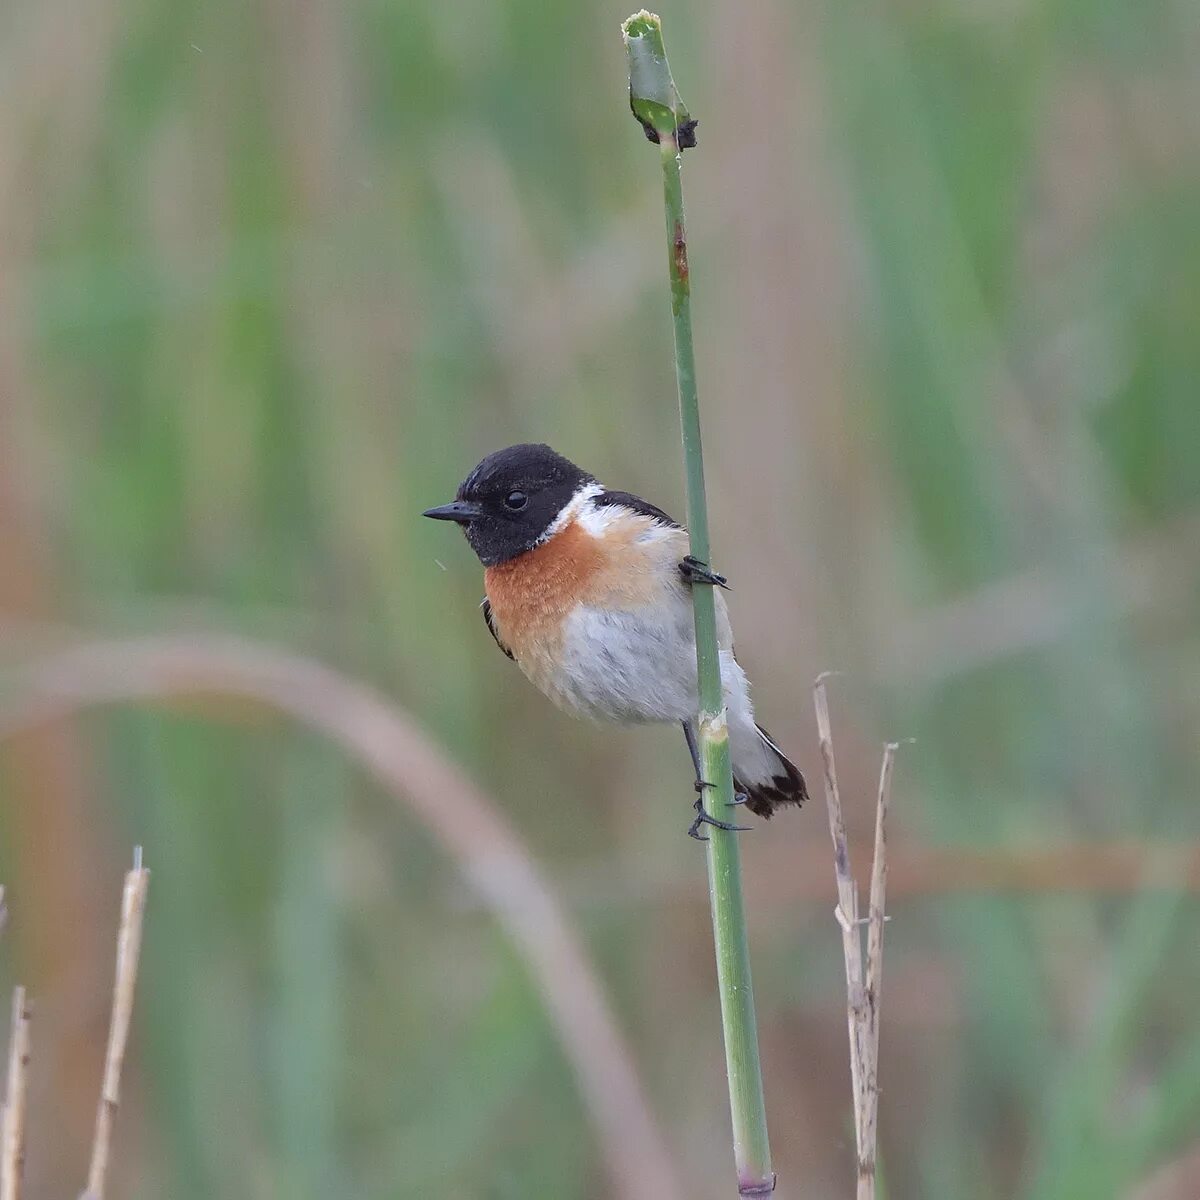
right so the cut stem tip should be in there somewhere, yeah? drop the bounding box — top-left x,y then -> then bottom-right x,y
621,11 -> 697,148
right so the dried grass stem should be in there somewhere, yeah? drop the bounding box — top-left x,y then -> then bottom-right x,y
82,852 -> 150,1200
1,988 -> 31,1200
814,674 -> 900,1200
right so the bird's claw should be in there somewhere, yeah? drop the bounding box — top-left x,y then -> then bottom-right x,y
679,555 -> 730,589
688,795 -> 751,840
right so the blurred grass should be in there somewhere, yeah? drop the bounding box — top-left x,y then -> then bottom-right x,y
0,0 -> 1198,1196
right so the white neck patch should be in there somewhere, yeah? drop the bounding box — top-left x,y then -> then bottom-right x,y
542,481 -> 679,545
540,480 -> 604,543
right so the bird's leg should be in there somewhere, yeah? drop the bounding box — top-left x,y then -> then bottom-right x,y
679,555 -> 730,589
682,722 -> 751,839
681,720 -> 709,793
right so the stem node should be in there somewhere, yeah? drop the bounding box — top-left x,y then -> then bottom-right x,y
738,1176 -> 777,1197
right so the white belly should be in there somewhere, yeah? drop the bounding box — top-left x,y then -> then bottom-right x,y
532,598 -> 758,728
517,595 -> 781,789
532,603 -> 700,723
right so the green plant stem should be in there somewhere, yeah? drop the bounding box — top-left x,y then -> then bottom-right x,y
623,12 -> 774,1195
661,133 -> 774,1200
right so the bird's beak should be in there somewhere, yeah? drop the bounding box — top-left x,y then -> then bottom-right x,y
422,500 -> 483,524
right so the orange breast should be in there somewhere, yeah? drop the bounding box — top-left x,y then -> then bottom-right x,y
484,514 -> 685,656
483,520 -> 606,663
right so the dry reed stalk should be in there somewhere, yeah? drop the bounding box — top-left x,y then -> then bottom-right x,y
81,849 -> 150,1200
813,674 -> 900,1200
1,987 -> 32,1200
860,743 -> 896,1198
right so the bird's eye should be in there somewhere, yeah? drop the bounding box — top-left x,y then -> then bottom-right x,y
504,491 -> 528,511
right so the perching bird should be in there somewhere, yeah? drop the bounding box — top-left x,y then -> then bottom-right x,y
423,443 -> 807,838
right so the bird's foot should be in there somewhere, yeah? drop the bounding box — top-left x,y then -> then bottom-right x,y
694,779 -> 747,806
679,555 -> 730,589
688,795 -> 751,841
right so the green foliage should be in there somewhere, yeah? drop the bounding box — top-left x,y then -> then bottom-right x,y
0,0 -> 1197,1195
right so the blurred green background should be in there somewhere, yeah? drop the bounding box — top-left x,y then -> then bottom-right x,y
1,0 -> 1198,1196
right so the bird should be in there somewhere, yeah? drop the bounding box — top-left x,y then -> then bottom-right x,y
423,443 -> 807,838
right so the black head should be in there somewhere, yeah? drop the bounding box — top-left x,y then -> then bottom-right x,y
423,444 -> 593,566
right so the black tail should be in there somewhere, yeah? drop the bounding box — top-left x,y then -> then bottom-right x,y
734,724 -> 809,819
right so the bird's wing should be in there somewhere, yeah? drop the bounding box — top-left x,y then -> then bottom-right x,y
591,489 -> 682,529
481,597 -> 515,660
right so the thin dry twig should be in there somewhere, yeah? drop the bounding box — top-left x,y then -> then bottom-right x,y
81,848 -> 150,1200
813,675 -> 900,1200
859,743 -> 897,1199
813,674 -> 870,1131
1,987 -> 32,1200
0,633 -> 684,1200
